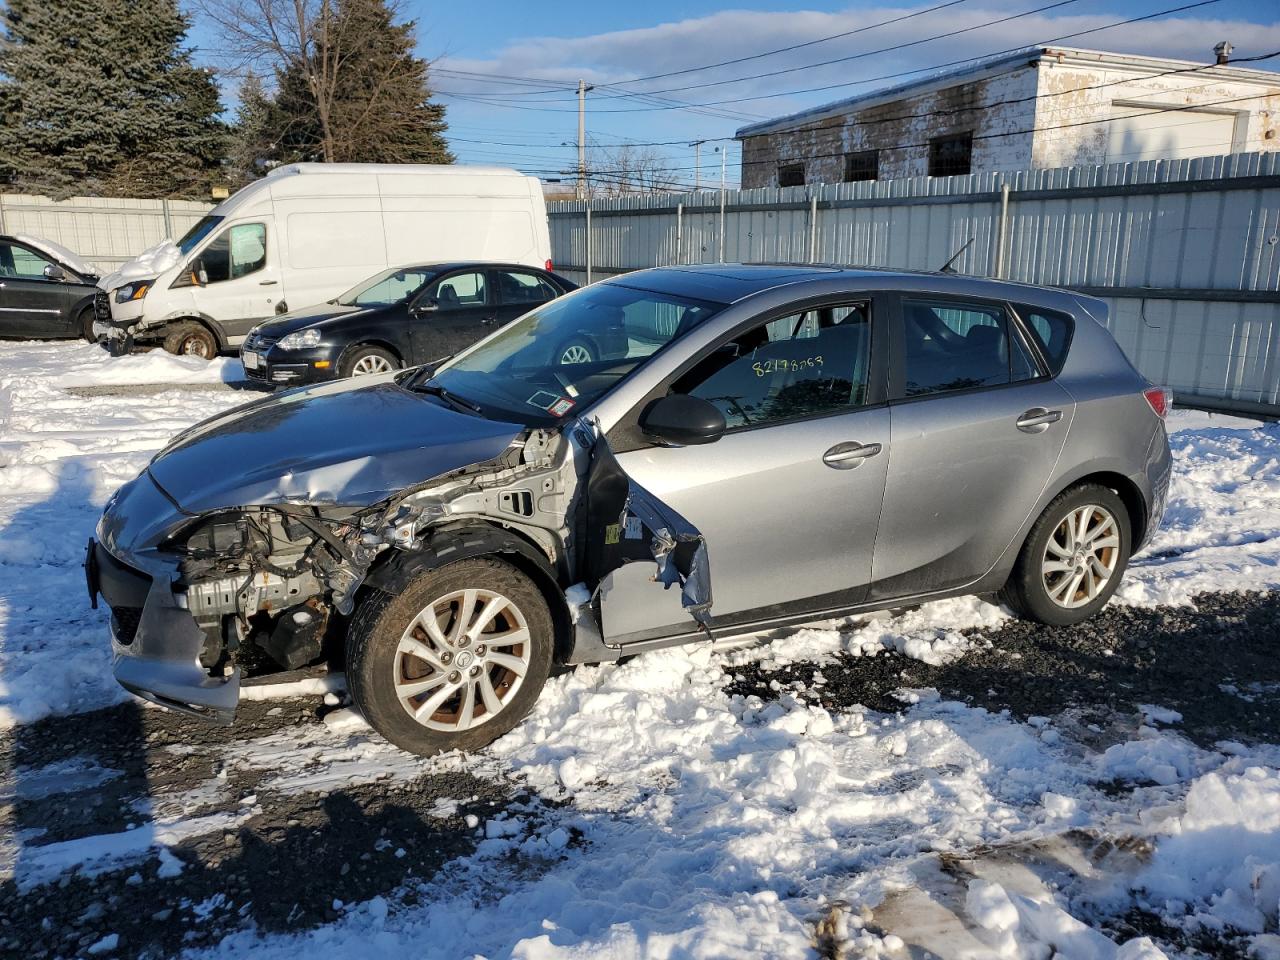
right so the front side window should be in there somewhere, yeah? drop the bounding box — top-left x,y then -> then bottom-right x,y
0,242 -> 54,280
673,302 -> 871,430
430,271 -> 487,310
339,267 -> 435,307
498,270 -> 557,306
426,282 -> 723,425
200,223 -> 267,283
901,299 -> 1039,397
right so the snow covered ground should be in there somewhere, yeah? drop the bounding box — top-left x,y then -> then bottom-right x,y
1,340 -> 1278,959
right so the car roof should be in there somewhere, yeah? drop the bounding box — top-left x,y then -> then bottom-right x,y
604,263 -> 1098,315
392,261 -> 554,274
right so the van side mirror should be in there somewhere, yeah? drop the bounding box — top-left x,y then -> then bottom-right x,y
639,394 -> 726,446
43,263 -> 65,281
196,262 -> 208,286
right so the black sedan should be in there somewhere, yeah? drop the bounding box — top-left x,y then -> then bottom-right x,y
241,262 -> 576,387
0,234 -> 100,341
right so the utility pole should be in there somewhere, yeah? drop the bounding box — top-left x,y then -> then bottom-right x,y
715,144 -> 728,262
576,79 -> 594,200
690,140 -> 706,191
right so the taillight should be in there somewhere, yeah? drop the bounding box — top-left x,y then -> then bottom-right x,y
1143,386 -> 1172,418
545,259 -> 554,272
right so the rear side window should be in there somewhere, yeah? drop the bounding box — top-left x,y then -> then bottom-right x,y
900,299 -> 1037,398
1015,306 -> 1074,374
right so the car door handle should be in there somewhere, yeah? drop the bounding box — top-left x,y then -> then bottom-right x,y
1016,408 -> 1062,433
259,280 -> 278,286
481,316 -> 498,325
822,441 -> 882,469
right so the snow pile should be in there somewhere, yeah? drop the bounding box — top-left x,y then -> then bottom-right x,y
1138,765 -> 1280,937
45,341 -> 244,387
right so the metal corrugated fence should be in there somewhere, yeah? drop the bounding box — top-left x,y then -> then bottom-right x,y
0,194 -> 214,270
550,151 -> 1280,416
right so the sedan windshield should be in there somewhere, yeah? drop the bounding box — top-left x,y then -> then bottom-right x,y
338,267 -> 436,307
424,282 -> 723,425
176,216 -> 224,255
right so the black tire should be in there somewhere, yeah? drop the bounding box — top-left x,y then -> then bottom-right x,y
78,306 -> 97,343
555,337 -> 596,366
345,557 -> 554,757
339,344 -> 400,379
1001,483 -> 1132,626
162,321 -> 218,358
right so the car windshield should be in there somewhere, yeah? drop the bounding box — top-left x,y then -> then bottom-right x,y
338,267 -> 436,307
423,282 -> 724,425
176,216 -> 224,255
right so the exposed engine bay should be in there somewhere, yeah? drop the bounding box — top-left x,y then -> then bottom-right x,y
147,422 -> 710,692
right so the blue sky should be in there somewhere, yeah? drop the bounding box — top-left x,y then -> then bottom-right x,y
186,0 -> 1280,188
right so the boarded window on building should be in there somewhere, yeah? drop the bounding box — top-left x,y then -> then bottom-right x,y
778,163 -> 805,187
844,150 -> 879,182
928,133 -> 972,177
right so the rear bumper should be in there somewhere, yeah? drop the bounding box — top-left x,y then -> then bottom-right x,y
89,538 -> 239,723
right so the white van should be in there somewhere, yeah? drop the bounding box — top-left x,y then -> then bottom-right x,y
97,163 -> 552,356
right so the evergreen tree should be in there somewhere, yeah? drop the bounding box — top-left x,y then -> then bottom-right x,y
226,71 -> 286,184
0,0 -> 227,198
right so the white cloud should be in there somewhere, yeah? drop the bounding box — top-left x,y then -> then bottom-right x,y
433,4 -> 1280,124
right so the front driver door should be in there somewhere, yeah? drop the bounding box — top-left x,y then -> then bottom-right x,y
603,297 -> 891,644
869,295 -> 1075,601
190,221 -> 280,344
407,269 -> 496,364
0,240 -> 80,337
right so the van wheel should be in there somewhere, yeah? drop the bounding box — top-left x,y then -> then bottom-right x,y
340,345 -> 400,378
1001,484 -> 1131,626
163,322 -> 217,358
345,558 -> 554,757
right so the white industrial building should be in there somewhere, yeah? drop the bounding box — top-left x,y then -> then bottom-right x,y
735,45 -> 1280,188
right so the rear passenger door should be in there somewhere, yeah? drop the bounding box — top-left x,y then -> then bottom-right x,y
492,269 -> 559,325
407,269 -> 496,364
870,294 -> 1075,601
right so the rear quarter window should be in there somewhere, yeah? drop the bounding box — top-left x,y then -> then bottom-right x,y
1015,306 -> 1074,375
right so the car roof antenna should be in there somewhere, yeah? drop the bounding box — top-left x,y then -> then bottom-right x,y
938,236 -> 975,274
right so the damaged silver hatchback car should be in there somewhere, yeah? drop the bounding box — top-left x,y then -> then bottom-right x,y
88,265 -> 1172,756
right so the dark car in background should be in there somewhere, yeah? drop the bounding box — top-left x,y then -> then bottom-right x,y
240,262 -> 576,386
0,234 -> 101,341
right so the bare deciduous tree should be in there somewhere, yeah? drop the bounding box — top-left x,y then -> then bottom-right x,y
586,144 -> 679,197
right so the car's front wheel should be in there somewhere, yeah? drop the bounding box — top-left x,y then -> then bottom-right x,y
345,558 -> 554,756
1001,483 -> 1132,626
340,345 -> 400,378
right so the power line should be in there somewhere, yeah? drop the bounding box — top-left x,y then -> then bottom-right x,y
434,0 -> 1229,114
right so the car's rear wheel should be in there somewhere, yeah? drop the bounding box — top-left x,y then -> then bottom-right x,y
1001,484 -> 1131,626
163,321 -> 217,358
340,345 -> 400,378
345,558 -> 554,756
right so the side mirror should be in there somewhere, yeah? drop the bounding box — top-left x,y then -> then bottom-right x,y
412,298 -> 439,316
196,263 -> 209,286
639,394 -> 726,447
43,263 -> 65,281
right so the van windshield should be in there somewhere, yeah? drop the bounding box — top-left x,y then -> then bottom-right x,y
420,282 -> 723,426
177,216 -> 224,255
338,267 -> 436,307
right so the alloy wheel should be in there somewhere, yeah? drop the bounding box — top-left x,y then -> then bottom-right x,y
352,354 -> 393,376
559,344 -> 591,365
393,588 -> 532,732
1041,504 -> 1121,609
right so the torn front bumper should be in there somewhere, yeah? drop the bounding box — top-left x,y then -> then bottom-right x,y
88,538 -> 239,723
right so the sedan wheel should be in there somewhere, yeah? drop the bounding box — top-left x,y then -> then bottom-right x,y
352,354 -> 394,376
345,557 -> 554,756
557,340 -> 595,365
1001,483 -> 1131,626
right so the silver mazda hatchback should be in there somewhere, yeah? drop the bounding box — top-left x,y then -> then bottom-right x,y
90,265 -> 1172,756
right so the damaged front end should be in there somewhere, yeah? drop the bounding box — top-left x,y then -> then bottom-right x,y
90,399 -> 711,724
